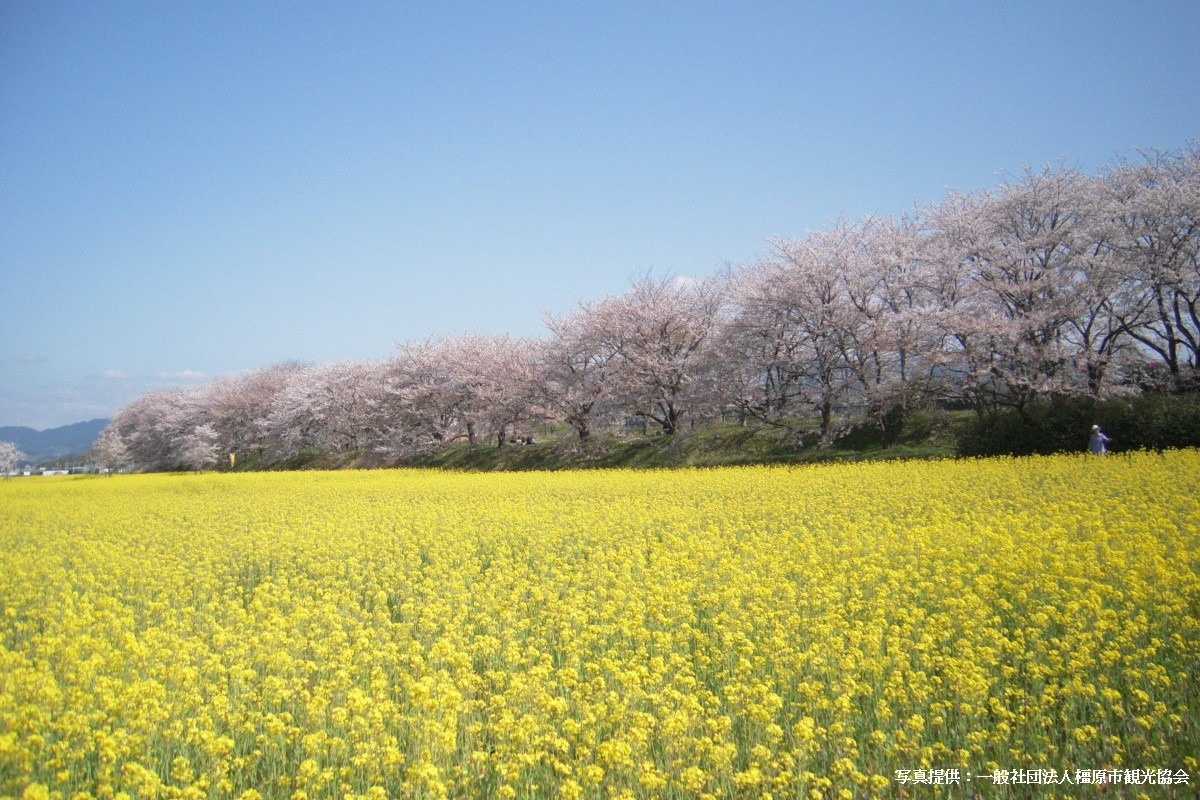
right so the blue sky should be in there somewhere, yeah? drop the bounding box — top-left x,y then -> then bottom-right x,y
2,1 -> 1198,429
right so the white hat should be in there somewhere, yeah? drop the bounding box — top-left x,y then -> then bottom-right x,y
1092,424 -> 1100,431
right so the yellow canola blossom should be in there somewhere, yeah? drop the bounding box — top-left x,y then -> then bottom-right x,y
1,452 -> 1198,798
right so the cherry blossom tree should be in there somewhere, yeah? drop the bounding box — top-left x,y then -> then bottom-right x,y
909,197 -> 998,414
262,361 -> 385,461
0,441 -> 24,477
837,215 -> 948,441
94,426 -> 129,474
1103,145 -> 1200,387
926,166 -> 1106,413
586,274 -> 725,436
1060,210 -> 1134,397
540,306 -> 624,441
104,388 -> 210,471
93,146 -> 1198,470
178,424 -> 220,471
205,362 -> 309,462
387,339 -> 472,450
753,230 -> 863,441
720,260 -> 813,425
451,333 -> 543,447
391,333 -> 543,449
722,220 -> 921,441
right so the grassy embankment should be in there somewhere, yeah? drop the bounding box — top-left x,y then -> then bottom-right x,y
400,411 -> 962,472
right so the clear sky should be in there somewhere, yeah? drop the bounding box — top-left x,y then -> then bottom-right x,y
2,1 -> 1198,429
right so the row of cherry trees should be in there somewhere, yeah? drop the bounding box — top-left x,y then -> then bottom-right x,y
100,147 -> 1199,470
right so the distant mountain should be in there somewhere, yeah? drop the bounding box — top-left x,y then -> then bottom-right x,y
0,419 -> 108,464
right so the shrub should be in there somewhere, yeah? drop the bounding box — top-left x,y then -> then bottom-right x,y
956,393 -> 1200,456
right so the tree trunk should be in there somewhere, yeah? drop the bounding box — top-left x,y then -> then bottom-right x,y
661,402 -> 679,436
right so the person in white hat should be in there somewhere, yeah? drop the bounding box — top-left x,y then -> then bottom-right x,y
1088,424 -> 1112,455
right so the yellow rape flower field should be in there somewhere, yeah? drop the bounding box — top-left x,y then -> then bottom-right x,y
2,452 -> 1198,800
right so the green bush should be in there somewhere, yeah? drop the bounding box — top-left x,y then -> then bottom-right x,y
956,393 -> 1200,457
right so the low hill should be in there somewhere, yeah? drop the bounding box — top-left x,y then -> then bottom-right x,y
0,419 -> 108,464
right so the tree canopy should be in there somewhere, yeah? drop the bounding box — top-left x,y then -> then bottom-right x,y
103,146 -> 1200,470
